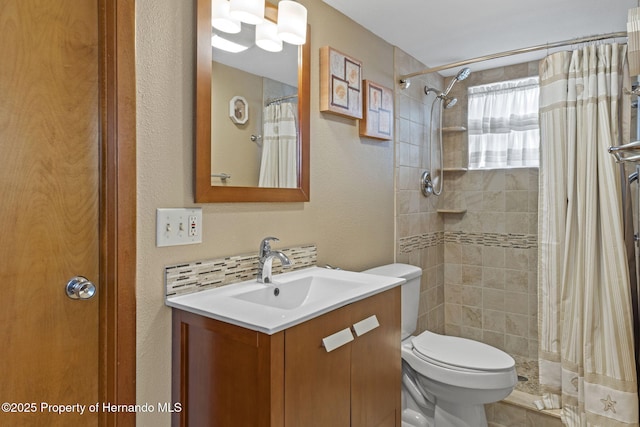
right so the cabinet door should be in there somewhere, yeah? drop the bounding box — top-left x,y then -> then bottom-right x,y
172,309 -> 284,427
284,305 -> 352,427
350,288 -> 401,427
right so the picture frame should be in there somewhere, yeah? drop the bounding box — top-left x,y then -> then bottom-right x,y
229,95 -> 248,125
360,80 -> 394,140
320,46 -> 363,119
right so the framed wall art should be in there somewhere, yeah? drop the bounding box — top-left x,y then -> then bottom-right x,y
229,95 -> 248,125
320,46 -> 363,119
360,80 -> 394,140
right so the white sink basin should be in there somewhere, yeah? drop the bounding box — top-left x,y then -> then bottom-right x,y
165,266 -> 405,334
233,275 -> 366,310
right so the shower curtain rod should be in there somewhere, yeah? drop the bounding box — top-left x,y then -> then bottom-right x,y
265,94 -> 298,106
399,31 -> 628,81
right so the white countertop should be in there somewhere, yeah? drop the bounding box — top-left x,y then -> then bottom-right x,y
165,266 -> 405,334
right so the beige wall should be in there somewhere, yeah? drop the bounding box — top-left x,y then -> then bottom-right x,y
211,62 -> 262,187
136,0 -> 395,424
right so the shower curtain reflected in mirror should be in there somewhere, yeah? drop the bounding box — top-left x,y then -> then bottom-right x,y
538,43 -> 639,425
259,102 -> 298,188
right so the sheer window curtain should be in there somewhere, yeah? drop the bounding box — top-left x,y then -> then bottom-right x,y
538,43 -> 639,426
258,102 -> 298,188
468,77 -> 540,169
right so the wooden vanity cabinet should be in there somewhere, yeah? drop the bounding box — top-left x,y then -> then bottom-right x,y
172,309 -> 285,426
172,287 -> 401,427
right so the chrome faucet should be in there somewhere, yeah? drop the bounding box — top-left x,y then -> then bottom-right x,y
257,237 -> 292,284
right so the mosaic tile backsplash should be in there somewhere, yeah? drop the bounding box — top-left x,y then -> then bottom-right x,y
165,244 -> 317,297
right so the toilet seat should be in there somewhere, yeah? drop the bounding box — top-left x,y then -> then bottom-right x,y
411,331 -> 514,372
402,333 -> 517,391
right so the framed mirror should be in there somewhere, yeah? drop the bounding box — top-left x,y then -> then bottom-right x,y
195,0 -> 310,202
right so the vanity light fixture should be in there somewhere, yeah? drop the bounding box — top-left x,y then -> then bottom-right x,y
214,0 -> 308,53
277,1 -> 307,45
255,20 -> 283,52
211,34 -> 249,53
229,0 -> 265,25
212,0 -> 241,34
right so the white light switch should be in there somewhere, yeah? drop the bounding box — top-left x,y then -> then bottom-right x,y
156,208 -> 203,247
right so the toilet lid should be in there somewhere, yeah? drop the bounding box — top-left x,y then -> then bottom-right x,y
411,331 -> 515,371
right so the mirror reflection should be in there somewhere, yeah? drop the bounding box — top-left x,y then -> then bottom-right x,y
211,34 -> 299,188
194,0 -> 310,203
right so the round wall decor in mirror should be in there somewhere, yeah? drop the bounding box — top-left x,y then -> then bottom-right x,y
229,95 -> 248,125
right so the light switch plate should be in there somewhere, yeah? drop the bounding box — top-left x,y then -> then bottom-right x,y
156,208 -> 203,247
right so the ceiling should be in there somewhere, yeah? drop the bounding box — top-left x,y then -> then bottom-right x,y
322,0 -> 637,76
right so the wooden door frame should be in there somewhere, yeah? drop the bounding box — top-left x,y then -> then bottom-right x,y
99,0 -> 136,425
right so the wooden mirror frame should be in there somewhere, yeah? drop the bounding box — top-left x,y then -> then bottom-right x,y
195,0 -> 310,203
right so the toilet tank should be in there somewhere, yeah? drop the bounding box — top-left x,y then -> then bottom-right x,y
362,263 -> 422,340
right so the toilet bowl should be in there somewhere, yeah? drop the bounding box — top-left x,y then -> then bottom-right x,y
363,263 -> 517,427
402,332 -> 517,426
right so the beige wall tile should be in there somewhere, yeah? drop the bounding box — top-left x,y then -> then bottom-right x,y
505,334 -> 529,357
483,288 -> 505,311
462,244 -> 483,265
462,285 -> 483,307
504,291 -> 529,314
505,190 -> 529,212
462,306 -> 483,328
483,267 -> 506,289
505,212 -> 530,233
505,269 -> 529,293
484,309 -> 506,333
506,313 -> 529,337
483,247 -> 506,268
505,169 -> 531,190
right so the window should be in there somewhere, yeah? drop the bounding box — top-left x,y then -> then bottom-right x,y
467,76 -> 540,169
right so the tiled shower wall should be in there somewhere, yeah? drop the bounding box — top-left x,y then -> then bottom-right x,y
394,48 -> 445,334
441,169 -> 539,391
439,61 -> 542,393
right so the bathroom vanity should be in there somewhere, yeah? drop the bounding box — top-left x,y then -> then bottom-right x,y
171,285 -> 401,426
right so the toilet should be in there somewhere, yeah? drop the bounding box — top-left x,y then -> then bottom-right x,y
363,263 -> 517,427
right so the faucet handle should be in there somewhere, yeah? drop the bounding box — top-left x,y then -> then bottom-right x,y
259,236 -> 279,257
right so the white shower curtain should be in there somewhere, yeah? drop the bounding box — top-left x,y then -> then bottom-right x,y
259,102 -> 298,188
538,43 -> 639,426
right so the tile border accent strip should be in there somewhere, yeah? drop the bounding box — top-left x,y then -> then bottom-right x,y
399,232 -> 444,253
165,244 -> 317,297
445,231 -> 537,249
399,231 -> 537,253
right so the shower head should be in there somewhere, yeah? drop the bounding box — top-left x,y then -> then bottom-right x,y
456,67 -> 471,81
443,97 -> 457,109
442,67 -> 471,97
425,86 -> 458,109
